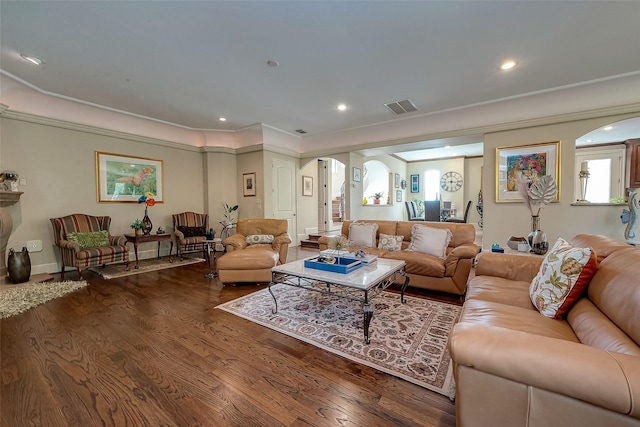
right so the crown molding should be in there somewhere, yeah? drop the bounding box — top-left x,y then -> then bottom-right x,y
1,110 -> 201,152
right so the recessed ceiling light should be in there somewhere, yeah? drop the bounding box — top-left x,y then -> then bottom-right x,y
267,59 -> 279,67
20,54 -> 42,65
337,103 -> 347,111
603,126 -> 613,131
219,117 -> 227,122
500,60 -> 517,71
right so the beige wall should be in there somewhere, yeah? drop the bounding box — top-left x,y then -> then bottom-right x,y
483,112 -> 640,248
0,117 -> 204,274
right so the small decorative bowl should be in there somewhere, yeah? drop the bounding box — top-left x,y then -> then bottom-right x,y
507,236 -> 527,250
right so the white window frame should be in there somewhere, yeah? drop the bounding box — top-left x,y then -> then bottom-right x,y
575,145 -> 625,203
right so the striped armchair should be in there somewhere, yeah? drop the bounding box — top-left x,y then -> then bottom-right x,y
50,214 -> 129,279
172,212 -> 208,259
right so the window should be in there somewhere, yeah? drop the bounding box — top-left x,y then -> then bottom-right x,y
575,146 -> 625,203
423,170 -> 440,201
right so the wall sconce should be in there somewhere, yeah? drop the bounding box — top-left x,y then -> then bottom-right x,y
577,161 -> 590,204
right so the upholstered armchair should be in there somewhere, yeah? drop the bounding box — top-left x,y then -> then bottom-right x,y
172,212 -> 208,259
50,214 -> 129,279
217,218 -> 291,284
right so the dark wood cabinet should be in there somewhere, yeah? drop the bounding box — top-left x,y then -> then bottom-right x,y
627,138 -> 640,188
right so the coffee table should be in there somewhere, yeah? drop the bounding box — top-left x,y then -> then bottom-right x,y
269,257 -> 409,344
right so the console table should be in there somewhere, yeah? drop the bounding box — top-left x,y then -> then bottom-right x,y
125,233 -> 173,269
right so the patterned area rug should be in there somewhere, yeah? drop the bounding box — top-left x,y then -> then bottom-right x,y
217,284 -> 461,398
89,256 -> 205,279
0,280 -> 88,319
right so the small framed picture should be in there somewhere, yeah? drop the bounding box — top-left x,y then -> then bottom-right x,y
353,167 -> 361,182
395,173 -> 400,188
410,174 -> 419,193
396,190 -> 402,202
302,175 -> 313,196
243,172 -> 256,197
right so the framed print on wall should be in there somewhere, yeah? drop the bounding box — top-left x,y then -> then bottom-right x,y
496,141 -> 560,203
302,176 -> 313,196
353,167 -> 361,182
395,173 -> 400,188
96,152 -> 163,203
410,174 -> 420,193
396,190 -> 402,202
243,172 -> 256,197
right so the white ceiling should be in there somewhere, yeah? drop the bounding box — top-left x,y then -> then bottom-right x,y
1,1 -> 640,160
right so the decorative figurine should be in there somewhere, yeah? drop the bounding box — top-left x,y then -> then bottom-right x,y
621,189 -> 638,241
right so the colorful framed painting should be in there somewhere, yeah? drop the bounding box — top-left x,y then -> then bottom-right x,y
410,174 -> 420,193
243,172 -> 256,197
302,176 -> 313,196
95,152 -> 163,203
496,141 -> 560,202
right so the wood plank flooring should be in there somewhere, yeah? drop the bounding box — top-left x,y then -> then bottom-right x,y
1,248 -> 457,427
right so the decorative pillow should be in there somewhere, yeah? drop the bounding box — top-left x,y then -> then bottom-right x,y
348,222 -> 379,248
67,230 -> 110,249
246,234 -> 274,245
378,234 -> 404,251
177,226 -> 206,238
407,224 -> 452,258
529,237 -> 597,320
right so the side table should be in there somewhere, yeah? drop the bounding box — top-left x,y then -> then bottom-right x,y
125,233 -> 173,269
204,239 -> 222,279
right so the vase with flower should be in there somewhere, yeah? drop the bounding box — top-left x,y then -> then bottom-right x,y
515,174 -> 557,255
137,192 -> 156,235
372,192 -> 383,205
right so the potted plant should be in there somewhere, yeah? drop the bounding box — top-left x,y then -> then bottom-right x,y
130,219 -> 145,236
372,192 -> 383,204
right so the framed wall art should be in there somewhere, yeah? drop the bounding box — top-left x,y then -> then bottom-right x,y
396,190 -> 402,202
496,141 -> 560,202
395,173 -> 400,188
302,176 -> 313,196
243,172 -> 256,197
95,152 -> 163,203
353,167 -> 361,182
410,174 -> 420,193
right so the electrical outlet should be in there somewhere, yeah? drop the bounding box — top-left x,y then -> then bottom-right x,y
26,240 -> 43,252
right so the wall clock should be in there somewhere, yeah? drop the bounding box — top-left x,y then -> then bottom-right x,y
440,171 -> 463,192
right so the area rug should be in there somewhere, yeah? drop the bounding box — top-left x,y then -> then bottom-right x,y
217,284 -> 461,398
0,280 -> 88,319
89,256 -> 205,279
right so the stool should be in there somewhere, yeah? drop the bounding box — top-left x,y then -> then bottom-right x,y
217,247 -> 280,284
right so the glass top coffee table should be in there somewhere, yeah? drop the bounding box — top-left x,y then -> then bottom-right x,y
270,257 -> 409,344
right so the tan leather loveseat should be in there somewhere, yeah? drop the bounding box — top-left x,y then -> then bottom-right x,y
450,234 -> 640,427
217,218 -> 291,284
318,220 -> 479,295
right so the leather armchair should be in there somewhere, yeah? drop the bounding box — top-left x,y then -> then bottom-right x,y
50,214 -> 128,279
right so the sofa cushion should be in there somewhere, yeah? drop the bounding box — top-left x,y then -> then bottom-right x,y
246,234 -> 274,245
529,238 -> 597,320
348,222 -> 378,248
377,233 -> 403,251
466,276 -> 535,310
67,230 -> 109,249
217,248 -> 279,270
383,250 -> 445,277
407,224 -> 452,258
177,225 -> 206,238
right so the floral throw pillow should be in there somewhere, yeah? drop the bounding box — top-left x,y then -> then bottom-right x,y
378,234 -> 403,251
529,237 -> 597,319
67,230 -> 110,249
246,234 -> 274,245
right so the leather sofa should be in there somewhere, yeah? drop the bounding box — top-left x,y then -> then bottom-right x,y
217,218 -> 291,284
317,220 -> 479,295
449,234 -> 640,427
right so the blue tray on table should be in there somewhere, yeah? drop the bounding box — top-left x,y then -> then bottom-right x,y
304,256 -> 362,274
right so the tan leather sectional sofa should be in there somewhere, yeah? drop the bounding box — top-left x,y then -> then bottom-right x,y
318,220 -> 479,295
450,234 -> 640,427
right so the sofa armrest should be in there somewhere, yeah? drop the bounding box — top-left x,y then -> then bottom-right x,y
450,323 -> 640,419
317,235 -> 338,251
444,243 -> 479,276
224,234 -> 248,252
58,239 -> 80,252
109,235 -> 127,246
474,251 -> 543,282
272,234 -> 292,251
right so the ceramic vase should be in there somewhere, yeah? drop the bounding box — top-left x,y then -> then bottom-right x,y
142,207 -> 153,235
7,247 -> 31,284
527,215 -> 540,249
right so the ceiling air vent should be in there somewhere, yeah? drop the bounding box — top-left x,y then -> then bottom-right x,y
295,129 -> 308,134
384,99 -> 418,115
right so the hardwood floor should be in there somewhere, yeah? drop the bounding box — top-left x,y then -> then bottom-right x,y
1,249 -> 457,427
